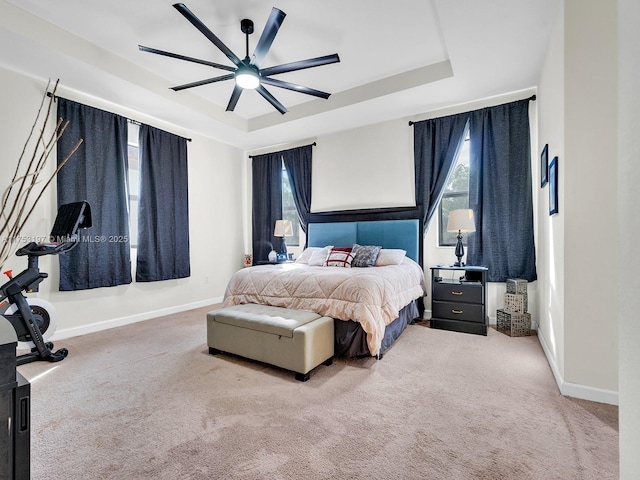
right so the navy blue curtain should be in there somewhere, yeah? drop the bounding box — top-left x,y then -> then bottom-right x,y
252,153 -> 283,262
136,124 -> 190,282
466,99 -> 537,282
282,145 -> 313,242
413,114 -> 469,232
56,98 -> 132,290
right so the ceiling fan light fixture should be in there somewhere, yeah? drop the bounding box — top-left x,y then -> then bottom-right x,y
235,68 -> 260,89
141,4 -> 340,113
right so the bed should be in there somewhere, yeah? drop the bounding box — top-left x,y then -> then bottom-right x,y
223,206 -> 427,358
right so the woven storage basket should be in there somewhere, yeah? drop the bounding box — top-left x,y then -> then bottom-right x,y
506,279 -> 528,312
496,309 -> 531,337
504,293 -> 525,313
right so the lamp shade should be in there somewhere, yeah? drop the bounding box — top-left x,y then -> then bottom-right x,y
447,209 -> 476,233
274,219 -> 293,237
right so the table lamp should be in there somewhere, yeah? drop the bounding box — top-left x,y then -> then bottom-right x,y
446,209 -> 475,266
274,220 -> 293,257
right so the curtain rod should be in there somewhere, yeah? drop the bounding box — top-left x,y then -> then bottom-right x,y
248,142 -> 316,158
47,91 -> 192,142
408,94 -> 537,126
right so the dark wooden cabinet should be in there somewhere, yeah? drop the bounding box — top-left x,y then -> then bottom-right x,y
429,266 -> 488,336
1,319 -> 30,480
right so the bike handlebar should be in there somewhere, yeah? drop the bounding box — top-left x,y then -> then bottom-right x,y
15,239 -> 79,257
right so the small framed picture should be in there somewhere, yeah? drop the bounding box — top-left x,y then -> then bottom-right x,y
549,156 -> 558,215
540,144 -> 549,187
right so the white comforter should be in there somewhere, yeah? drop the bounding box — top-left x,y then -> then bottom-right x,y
223,257 -> 426,356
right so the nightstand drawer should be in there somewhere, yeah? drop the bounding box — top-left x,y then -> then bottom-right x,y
433,283 -> 482,303
432,301 -> 484,323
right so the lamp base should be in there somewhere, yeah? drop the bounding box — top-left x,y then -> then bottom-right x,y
454,231 -> 465,267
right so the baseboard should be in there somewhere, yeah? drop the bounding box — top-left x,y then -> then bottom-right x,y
51,297 -> 224,341
537,330 -> 619,406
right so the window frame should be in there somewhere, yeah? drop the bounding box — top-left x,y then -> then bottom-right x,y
438,136 -> 470,247
127,121 -> 140,249
281,161 -> 301,247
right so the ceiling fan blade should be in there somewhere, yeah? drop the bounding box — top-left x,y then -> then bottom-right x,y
226,85 -> 243,112
173,3 -> 242,67
138,45 -> 235,71
260,77 -> 331,99
256,85 -> 287,114
260,54 -> 340,77
250,7 -> 286,68
171,73 -> 235,91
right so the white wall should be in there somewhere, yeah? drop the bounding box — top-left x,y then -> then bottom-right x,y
536,0 -> 567,392
618,0 -> 640,475
564,0 -> 617,394
311,120 -> 415,212
0,67 -> 245,338
536,0 -> 618,404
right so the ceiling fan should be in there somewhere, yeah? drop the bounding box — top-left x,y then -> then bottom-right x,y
139,3 -> 340,114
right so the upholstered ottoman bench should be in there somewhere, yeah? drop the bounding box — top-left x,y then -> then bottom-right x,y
207,304 -> 334,381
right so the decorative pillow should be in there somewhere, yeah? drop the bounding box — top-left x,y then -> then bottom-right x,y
374,249 -> 406,266
308,245 -> 333,266
295,247 -> 320,264
351,244 -> 382,267
324,247 -> 354,268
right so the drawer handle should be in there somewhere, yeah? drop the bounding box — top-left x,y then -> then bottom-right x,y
451,309 -> 464,314
451,291 -> 464,296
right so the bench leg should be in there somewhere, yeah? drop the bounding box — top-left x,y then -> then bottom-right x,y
295,356 -> 332,382
209,347 -> 221,355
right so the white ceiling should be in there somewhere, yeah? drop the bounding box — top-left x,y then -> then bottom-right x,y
0,0 -> 559,150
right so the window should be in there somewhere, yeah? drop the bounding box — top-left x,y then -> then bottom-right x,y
127,122 -> 140,248
281,162 -> 300,246
439,135 -> 470,246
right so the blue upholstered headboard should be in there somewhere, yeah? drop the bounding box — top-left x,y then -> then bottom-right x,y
307,207 -> 424,266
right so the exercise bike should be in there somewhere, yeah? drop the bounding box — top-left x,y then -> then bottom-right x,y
0,201 -> 91,365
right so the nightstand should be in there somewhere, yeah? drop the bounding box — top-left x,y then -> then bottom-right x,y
429,265 -> 488,335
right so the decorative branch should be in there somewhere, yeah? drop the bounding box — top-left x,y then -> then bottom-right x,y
0,79 -> 83,269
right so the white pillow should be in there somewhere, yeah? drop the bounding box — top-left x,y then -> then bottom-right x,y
324,248 -> 354,268
308,245 -> 334,266
295,247 -> 320,264
375,249 -> 406,266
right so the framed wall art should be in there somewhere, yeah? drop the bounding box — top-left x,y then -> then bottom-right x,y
549,156 -> 558,215
540,144 -> 549,187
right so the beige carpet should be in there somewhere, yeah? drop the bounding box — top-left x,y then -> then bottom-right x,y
17,306 -> 618,479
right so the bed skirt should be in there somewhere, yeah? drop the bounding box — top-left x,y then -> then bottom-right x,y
333,300 -> 420,358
